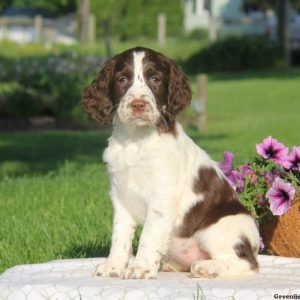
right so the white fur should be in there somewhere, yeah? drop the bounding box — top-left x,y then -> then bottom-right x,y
191,214 -> 260,278
94,51 -> 260,279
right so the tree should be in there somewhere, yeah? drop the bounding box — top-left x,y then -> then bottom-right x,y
0,0 -> 13,13
243,0 -> 300,11
90,0 -> 183,40
244,0 -> 299,65
0,0 -> 77,15
277,0 -> 290,64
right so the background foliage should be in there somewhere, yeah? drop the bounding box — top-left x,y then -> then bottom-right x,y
0,51 -> 101,119
184,36 -> 279,73
90,0 -> 183,40
0,39 -> 203,121
243,0 -> 300,11
0,0 -> 76,15
0,0 -> 183,39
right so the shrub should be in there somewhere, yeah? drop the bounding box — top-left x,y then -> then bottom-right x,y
184,35 -> 279,73
185,28 -> 209,41
0,52 -> 102,119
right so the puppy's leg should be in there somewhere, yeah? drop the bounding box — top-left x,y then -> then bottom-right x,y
94,196 -> 136,277
122,208 -> 175,279
191,215 -> 259,278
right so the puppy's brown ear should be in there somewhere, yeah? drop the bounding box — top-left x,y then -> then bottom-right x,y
166,58 -> 192,117
81,58 -> 115,125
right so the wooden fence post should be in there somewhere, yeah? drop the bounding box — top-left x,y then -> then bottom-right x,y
157,13 -> 166,46
193,74 -> 208,132
45,25 -> 55,45
87,14 -> 96,44
208,0 -> 217,43
80,0 -> 90,43
103,20 -> 112,59
34,15 -> 43,43
0,18 -> 8,40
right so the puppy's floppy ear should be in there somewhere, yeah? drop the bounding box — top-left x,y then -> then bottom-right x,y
81,58 -> 115,125
166,58 -> 192,117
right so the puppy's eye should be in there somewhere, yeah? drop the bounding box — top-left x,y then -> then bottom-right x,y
150,76 -> 160,84
118,76 -> 129,86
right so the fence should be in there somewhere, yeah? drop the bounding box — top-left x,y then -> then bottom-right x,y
0,14 -> 78,45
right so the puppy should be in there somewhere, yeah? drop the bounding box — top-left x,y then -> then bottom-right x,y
82,47 -> 260,279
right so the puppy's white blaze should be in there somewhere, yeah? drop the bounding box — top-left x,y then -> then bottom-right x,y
117,50 -> 160,126
128,51 -> 152,100
124,51 -> 148,99
133,51 -> 146,87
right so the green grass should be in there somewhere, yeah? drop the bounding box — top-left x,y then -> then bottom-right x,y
187,69 -> 300,163
1,68 -> 300,273
0,37 -> 206,61
0,163 -> 112,268
0,131 -> 113,272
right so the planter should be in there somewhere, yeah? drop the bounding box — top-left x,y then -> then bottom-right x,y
260,194 -> 300,257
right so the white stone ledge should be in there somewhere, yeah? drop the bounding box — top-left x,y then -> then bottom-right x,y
0,255 -> 300,299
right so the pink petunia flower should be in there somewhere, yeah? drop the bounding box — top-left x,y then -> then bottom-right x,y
266,177 -> 295,216
219,151 -> 234,176
228,170 -> 244,192
240,164 -> 258,184
240,164 -> 252,176
264,171 -> 276,186
283,146 -> 300,171
259,237 -> 265,251
219,152 -> 244,192
256,136 -> 289,166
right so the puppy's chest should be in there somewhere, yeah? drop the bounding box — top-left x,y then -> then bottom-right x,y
110,147 -> 155,193
104,142 -> 162,219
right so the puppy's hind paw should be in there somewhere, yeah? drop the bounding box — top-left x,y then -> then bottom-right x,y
191,260 -> 227,279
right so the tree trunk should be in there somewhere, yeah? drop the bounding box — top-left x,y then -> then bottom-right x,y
277,0 -> 290,65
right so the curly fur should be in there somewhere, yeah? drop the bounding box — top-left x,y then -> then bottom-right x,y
81,58 -> 116,125
165,56 -> 191,117
81,47 -> 191,132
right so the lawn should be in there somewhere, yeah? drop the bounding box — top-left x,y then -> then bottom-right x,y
0,38 -> 206,61
0,68 -> 300,273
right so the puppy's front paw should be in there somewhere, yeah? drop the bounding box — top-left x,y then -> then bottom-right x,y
94,261 -> 124,278
122,266 -> 157,279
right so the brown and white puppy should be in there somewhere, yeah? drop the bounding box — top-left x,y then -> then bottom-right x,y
82,47 -> 259,279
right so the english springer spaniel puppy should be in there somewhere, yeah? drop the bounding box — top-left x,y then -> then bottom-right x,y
82,47 -> 259,279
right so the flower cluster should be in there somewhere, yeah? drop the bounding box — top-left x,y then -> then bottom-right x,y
220,136 -> 300,222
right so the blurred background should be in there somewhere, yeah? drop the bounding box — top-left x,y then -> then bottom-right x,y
0,0 -> 299,128
0,0 -> 299,273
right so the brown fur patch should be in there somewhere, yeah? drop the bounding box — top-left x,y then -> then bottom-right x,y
179,167 -> 250,238
234,235 -> 259,271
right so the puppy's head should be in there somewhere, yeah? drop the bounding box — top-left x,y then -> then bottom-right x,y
82,47 -> 191,132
